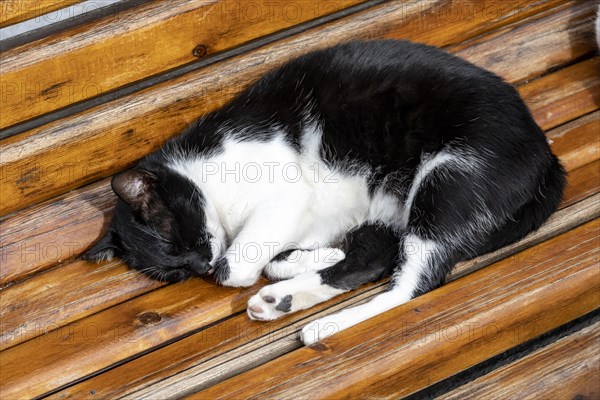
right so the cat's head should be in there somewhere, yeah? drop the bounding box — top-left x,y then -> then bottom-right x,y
84,167 -> 222,282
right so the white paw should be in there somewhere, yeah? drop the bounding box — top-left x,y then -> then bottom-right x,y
222,272 -> 259,287
218,261 -> 261,287
247,285 -> 295,321
264,248 -> 346,281
300,310 -> 354,345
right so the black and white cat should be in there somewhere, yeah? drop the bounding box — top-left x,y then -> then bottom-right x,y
85,40 -> 565,345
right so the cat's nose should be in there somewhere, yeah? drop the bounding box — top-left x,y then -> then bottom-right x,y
188,259 -> 210,276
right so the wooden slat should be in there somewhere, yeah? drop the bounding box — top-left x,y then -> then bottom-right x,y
549,111 -> 600,172
0,0 -> 82,28
438,322 -> 600,400
189,219 -> 600,400
562,160 -> 600,208
521,56 -> 600,131
389,0 -> 572,48
0,180 -> 114,285
0,259 -> 163,351
448,0 -> 595,83
0,0 -> 366,129
0,277 -> 261,399
48,192 -> 600,400
0,0 -> 574,129
1,0 -> 590,216
2,62 -> 596,286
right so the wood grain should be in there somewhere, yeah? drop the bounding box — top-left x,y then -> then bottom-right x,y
49,192 -> 600,400
562,160 -> 600,208
189,219 -> 600,399
549,111 -> 600,172
0,276 -> 262,399
448,0 -> 596,83
521,56 -> 600,132
0,0 -> 573,128
438,322 -> 600,400
1,0 -> 589,216
0,0 -> 366,129
0,0 -> 82,27
0,180 -> 115,285
0,259 -> 164,351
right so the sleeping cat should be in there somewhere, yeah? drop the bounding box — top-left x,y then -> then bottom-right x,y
85,40 -> 565,345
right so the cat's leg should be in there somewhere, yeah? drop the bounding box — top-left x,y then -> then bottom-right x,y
247,271 -> 345,321
300,233 -> 445,344
247,224 -> 399,320
263,247 -> 346,281
300,151 -> 505,345
214,195 -> 311,287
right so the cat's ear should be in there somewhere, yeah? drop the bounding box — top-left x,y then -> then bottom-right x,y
111,169 -> 157,214
82,230 -> 119,262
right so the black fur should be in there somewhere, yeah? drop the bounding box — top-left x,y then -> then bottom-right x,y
320,225 -> 399,291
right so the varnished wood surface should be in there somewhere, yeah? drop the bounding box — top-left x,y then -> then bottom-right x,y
0,180 -> 115,284
438,322 -> 600,400
0,0 -> 82,27
190,219 -> 600,399
0,0 -> 366,129
548,111 -> 599,172
0,276 -> 261,398
1,0 -> 592,216
447,1 -> 595,84
561,159 -> 600,208
0,0 -> 598,397
524,57 -> 600,131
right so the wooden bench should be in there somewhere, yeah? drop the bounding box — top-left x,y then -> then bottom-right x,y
1,1 -> 598,398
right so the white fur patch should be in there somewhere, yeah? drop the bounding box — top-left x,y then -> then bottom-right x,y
400,152 -> 457,228
368,188 -> 403,225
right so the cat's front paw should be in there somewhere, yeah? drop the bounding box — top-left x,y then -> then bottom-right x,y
300,310 -> 354,345
247,287 -> 295,321
214,257 -> 260,287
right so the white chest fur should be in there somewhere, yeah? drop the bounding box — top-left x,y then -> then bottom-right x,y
169,127 -> 392,252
